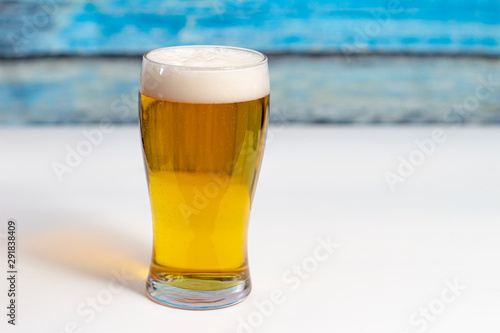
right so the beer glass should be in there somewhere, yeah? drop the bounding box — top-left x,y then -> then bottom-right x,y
139,45 -> 269,309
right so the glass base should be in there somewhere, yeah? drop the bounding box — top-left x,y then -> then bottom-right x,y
146,272 -> 251,310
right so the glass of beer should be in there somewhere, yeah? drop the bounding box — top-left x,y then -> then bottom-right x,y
139,45 -> 269,309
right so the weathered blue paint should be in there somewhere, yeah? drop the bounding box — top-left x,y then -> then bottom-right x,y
1,1 -> 499,125
1,56 -> 499,125
1,0 -> 499,57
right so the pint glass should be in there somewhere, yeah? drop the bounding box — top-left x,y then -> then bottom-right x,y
139,46 -> 269,309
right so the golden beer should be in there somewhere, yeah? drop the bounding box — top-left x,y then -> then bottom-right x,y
140,46 -> 269,309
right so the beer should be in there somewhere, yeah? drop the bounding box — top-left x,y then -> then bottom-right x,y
139,46 -> 269,309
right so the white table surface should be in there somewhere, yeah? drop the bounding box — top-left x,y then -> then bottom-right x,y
1,125 -> 499,332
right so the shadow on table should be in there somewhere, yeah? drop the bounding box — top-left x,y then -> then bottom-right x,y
25,218 -> 149,296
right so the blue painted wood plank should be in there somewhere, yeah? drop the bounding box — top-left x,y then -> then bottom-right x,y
1,56 -> 499,125
1,0 -> 499,57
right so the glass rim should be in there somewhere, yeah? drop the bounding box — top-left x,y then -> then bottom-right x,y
143,45 -> 268,71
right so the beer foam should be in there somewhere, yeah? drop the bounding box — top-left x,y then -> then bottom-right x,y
140,46 -> 269,104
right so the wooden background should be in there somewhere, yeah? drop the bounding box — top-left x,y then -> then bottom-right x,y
1,0 -> 499,124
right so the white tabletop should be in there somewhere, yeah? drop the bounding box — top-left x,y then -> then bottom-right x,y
1,125 -> 499,332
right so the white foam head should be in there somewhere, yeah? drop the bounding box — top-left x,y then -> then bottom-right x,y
140,46 -> 269,104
